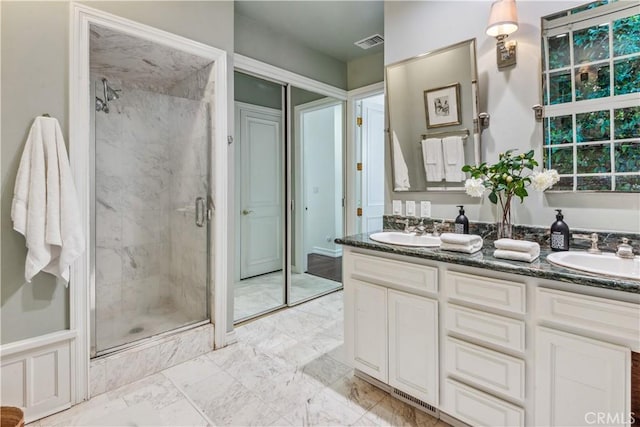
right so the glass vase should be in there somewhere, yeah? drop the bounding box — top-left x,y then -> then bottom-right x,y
496,195 -> 513,239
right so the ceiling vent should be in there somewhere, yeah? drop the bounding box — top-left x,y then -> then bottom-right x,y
354,34 -> 384,50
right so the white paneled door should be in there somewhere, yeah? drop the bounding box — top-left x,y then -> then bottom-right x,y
238,105 -> 284,279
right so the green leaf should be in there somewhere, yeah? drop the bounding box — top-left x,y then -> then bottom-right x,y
488,191 -> 498,204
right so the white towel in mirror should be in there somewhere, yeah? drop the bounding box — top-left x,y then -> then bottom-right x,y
392,131 -> 411,191
442,136 -> 465,182
421,138 -> 444,182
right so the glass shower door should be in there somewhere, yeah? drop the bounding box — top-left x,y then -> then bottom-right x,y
93,80 -> 210,355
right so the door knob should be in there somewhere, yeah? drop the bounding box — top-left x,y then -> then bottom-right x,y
242,209 -> 254,215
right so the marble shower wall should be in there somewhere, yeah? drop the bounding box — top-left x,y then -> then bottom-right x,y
95,75 -> 211,350
95,82 -> 172,332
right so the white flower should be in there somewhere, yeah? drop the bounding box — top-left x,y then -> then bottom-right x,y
465,178 -> 486,197
531,169 -> 560,191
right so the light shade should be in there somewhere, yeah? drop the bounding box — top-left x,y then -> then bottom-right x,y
486,0 -> 519,37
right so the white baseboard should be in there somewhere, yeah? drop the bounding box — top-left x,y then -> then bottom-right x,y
0,330 -> 75,424
311,246 -> 343,258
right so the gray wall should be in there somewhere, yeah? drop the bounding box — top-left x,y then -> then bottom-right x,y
347,52 -> 384,90
235,13 -> 347,90
1,0 -> 234,344
235,71 -> 282,109
384,1 -> 640,233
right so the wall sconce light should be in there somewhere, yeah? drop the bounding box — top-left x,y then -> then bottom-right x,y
486,0 -> 519,70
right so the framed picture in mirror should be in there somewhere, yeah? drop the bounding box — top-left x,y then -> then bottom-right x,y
424,83 -> 461,128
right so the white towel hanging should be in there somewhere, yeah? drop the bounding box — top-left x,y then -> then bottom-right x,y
421,138 -> 444,182
442,136 -> 465,182
392,131 -> 411,191
11,116 -> 85,285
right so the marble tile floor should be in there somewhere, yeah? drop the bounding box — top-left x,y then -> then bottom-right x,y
33,290 -> 448,427
96,301 -> 204,352
234,272 -> 342,322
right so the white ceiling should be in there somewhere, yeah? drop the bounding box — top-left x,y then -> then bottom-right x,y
235,1 -> 384,63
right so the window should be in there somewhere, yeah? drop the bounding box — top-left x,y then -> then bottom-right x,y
541,1 -> 640,192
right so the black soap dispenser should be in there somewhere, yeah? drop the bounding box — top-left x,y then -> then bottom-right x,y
455,205 -> 469,234
550,209 -> 570,251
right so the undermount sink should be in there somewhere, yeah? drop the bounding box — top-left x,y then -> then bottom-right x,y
369,231 -> 441,248
546,251 -> 640,280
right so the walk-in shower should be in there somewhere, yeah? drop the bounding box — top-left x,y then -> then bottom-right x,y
90,24 -> 215,356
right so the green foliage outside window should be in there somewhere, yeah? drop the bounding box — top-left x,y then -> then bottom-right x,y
573,25 -> 610,63
613,15 -> 640,56
614,57 -> 640,95
576,110 -> 610,142
615,106 -> 640,139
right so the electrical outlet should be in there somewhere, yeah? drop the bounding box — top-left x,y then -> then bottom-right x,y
420,201 -> 431,218
405,201 -> 416,217
392,200 -> 402,215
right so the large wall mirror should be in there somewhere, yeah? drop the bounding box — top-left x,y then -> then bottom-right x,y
387,39 -> 481,192
541,1 -> 639,192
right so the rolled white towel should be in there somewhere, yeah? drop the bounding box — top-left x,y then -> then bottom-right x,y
494,238 -> 540,254
494,249 -> 539,263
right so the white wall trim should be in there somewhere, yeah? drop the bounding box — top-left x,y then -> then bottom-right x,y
70,2 -> 229,403
346,82 -> 384,235
311,246 -> 343,258
0,330 -> 76,358
0,330 -> 76,423
234,53 -> 348,101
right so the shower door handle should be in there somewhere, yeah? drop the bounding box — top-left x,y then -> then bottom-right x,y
195,197 -> 205,227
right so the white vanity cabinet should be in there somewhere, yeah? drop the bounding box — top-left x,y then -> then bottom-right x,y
388,289 -> 438,404
352,279 -> 388,382
534,288 -> 639,427
345,251 -> 439,407
342,246 -> 640,427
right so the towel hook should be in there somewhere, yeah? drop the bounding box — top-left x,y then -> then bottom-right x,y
42,113 -> 51,117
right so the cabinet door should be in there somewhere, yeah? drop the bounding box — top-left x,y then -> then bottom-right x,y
388,289 -> 438,405
353,280 -> 388,382
535,327 -> 630,427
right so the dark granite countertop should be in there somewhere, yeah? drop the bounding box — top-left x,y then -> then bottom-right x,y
336,232 -> 640,294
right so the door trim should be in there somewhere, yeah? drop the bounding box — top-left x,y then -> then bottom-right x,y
70,2 -> 228,403
234,54 -> 347,101
346,82 -> 384,235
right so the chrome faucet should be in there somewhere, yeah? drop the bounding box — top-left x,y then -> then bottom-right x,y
616,238 -> 635,259
395,218 -> 411,233
413,219 -> 428,236
572,233 -> 601,254
431,220 -> 445,237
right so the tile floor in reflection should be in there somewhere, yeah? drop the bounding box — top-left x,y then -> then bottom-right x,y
234,272 -> 342,321
33,290 -> 447,427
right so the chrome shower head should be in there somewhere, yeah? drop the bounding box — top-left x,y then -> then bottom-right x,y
95,96 -> 109,113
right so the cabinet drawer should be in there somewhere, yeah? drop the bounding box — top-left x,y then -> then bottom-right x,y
445,337 -> 525,402
445,271 -> 526,315
443,379 -> 524,427
537,288 -> 640,349
350,253 -> 438,294
446,304 -> 525,353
